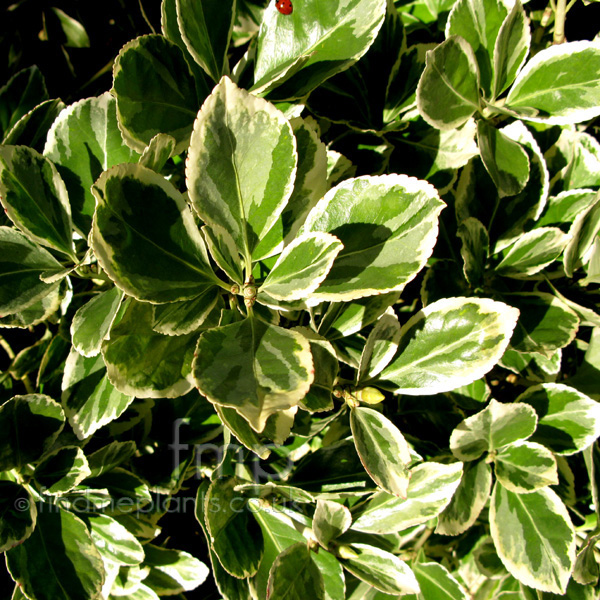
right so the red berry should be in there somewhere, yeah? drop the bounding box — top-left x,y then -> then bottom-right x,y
276,0 -> 293,15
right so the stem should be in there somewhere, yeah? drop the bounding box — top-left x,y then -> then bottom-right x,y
553,0 -> 567,44
0,335 -> 15,360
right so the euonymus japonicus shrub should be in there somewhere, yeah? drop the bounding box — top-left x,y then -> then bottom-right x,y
1,0 -> 600,598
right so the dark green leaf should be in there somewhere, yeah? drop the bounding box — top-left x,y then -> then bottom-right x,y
176,0 -> 235,82
0,394 -> 65,472
267,542 -> 325,600
204,477 -> 264,578
0,481 -> 36,552
6,504 -> 104,600
112,35 -> 201,153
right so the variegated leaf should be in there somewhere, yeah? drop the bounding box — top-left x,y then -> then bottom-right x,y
186,76 -> 297,264
259,232 -> 342,301
494,441 -> 558,493
358,308 -> 401,381
302,174 -> 444,301
92,163 -> 218,303
193,316 -> 313,432
450,398 -> 538,461
350,406 -> 411,497
44,92 -> 139,234
379,298 -> 519,395
436,459 -> 492,536
506,41 -> 600,125
490,483 -> 575,594
352,461 -> 463,533
518,383 -> 600,455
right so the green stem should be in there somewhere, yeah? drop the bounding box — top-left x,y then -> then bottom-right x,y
553,0 -> 567,44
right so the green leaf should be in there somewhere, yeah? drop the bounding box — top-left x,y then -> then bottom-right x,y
0,481 -> 36,552
251,501 -> 346,600
71,286 -> 124,358
506,41 -> 600,125
490,483 -> 575,593
187,76 -> 297,263
142,544 -> 210,594
151,288 -> 221,336
86,468 -> 152,514
477,120 -> 530,197
139,133 -> 176,172
340,543 -> 419,595
86,441 -> 137,479
0,66 -> 48,138
548,130 -> 600,191
102,300 -> 196,399
457,217 -> 489,287
50,7 -> 90,47
445,0 -> 508,96
564,195 -> 600,277
352,461 -> 463,533
92,163 -> 217,303
61,348 -> 134,439
0,275 -> 64,328
176,0 -> 234,82
0,394 -> 65,472
253,0 -> 386,98
194,316 -> 313,432
44,93 -> 139,235
261,116 -> 328,253
494,441 -> 558,493
214,404 -> 272,459
86,513 -> 144,566
260,233 -> 342,301
2,99 -> 65,151
295,328 -> 337,413
0,145 -> 75,260
33,446 -> 91,495
358,309 -> 401,382
313,499 -> 352,549
506,293 -> 579,356
302,174 -> 444,301
267,542 -> 325,600
496,227 -> 570,278
436,458 -> 492,536
112,34 -> 201,153
350,406 -> 411,497
492,0 -> 530,97
6,504 -> 105,600
517,383 -> 600,455
378,297 -> 519,395
204,477 -> 264,578
450,398 -> 538,461
407,561 -> 469,600
195,481 -> 253,600
417,36 -> 481,130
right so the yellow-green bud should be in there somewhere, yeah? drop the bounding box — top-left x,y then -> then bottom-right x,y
355,387 -> 385,405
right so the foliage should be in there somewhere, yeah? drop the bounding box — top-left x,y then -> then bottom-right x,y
1,0 -> 600,598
